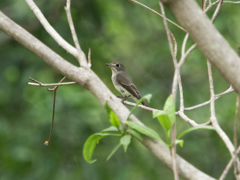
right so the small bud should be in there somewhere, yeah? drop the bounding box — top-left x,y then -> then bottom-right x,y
44,141 -> 49,146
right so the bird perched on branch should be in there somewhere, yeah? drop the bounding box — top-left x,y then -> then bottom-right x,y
106,61 -> 148,107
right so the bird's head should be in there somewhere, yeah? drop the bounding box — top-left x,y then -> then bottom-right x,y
106,61 -> 126,73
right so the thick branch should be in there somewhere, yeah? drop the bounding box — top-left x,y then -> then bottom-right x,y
0,11 -> 215,180
161,0 -> 240,94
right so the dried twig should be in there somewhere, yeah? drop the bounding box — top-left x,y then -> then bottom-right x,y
29,77 -> 76,87
44,76 -> 67,146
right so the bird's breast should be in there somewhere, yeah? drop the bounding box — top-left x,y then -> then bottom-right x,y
111,73 -> 130,97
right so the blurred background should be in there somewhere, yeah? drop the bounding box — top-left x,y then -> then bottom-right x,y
0,0 -> 240,179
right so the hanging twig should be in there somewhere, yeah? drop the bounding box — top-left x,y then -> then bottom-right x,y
44,76 -> 67,146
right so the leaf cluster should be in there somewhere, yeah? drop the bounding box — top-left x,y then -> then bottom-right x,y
83,94 -> 215,164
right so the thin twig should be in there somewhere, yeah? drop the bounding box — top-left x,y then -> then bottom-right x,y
44,76 -> 67,146
207,59 -> 235,159
44,89 -> 57,146
28,77 -> 76,87
159,1 -> 179,180
169,31 -> 178,67
65,0 -> 81,51
219,145 -> 240,180
203,0 -> 208,10
178,71 -> 184,112
207,60 -> 234,167
178,44 -> 197,68
120,98 -> 161,112
184,86 -> 234,111
177,111 -> 211,127
48,76 -> 67,91
206,56 -> 239,172
180,34 -> 189,60
129,0 -> 187,32
211,0 -> 223,23
207,60 -> 216,118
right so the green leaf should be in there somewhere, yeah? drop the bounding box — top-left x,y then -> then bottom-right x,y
177,126 -> 215,139
124,121 -> 162,142
106,101 -> 121,129
120,134 -> 132,152
127,94 -> 152,120
143,94 -> 152,103
127,129 -> 143,141
107,143 -> 122,161
153,110 -> 172,132
163,95 -> 175,126
101,126 -> 119,134
175,139 -> 184,147
83,133 -> 112,164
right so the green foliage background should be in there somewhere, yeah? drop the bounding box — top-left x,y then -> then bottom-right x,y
0,0 -> 240,179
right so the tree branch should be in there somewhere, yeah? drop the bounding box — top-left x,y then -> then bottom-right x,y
161,0 -> 240,94
0,11 -> 215,180
25,0 -> 88,67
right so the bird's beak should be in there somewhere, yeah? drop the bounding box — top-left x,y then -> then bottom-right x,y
106,63 -> 111,67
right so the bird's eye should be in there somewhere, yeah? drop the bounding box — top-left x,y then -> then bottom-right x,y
116,64 -> 120,67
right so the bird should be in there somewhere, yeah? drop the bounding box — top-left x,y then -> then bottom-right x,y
106,61 -> 148,107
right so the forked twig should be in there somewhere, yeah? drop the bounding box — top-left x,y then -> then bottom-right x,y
25,0 -> 88,67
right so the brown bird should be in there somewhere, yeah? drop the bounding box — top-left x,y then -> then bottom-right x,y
106,61 -> 148,106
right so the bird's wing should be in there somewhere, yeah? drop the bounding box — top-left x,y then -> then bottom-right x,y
116,72 -> 142,100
